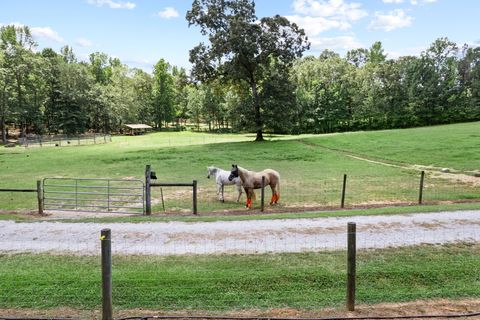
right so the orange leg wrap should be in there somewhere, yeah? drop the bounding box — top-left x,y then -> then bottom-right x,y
246,198 -> 253,209
270,194 -> 279,204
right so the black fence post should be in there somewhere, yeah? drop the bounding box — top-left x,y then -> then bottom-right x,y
418,170 -> 425,205
261,176 -> 265,212
341,174 -> 347,208
145,165 -> 151,216
37,180 -> 44,215
193,180 -> 198,215
347,222 -> 356,311
101,229 -> 113,320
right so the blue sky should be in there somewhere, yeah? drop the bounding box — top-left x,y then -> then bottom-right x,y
1,0 -> 479,72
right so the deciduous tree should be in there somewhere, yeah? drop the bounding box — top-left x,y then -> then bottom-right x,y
186,0 -> 309,140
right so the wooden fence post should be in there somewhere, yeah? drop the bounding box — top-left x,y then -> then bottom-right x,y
37,180 -> 44,215
347,222 -> 356,311
101,229 -> 113,320
145,165 -> 151,216
261,176 -> 265,212
341,174 -> 347,208
418,170 -> 425,205
193,180 -> 198,215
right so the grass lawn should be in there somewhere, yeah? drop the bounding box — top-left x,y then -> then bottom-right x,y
304,122 -> 480,172
3,202 -> 478,223
0,244 -> 478,310
0,123 -> 479,214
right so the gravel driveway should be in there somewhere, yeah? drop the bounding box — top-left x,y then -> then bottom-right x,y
1,210 -> 479,255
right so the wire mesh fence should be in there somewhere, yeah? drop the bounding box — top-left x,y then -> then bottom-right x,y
151,171 -> 479,214
1,168 -> 478,216
18,133 -> 111,147
1,221 -> 479,312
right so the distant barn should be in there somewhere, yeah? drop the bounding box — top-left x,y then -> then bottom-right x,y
124,124 -> 153,135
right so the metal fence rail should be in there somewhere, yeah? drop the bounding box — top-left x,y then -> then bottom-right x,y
43,177 -> 145,215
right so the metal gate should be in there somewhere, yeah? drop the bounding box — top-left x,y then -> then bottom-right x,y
43,178 -> 145,214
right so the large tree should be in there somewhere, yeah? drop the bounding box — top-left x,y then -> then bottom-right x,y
0,25 -> 38,138
186,0 -> 309,141
152,59 -> 174,128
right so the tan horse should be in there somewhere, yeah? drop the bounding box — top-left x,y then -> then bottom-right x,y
228,164 -> 280,209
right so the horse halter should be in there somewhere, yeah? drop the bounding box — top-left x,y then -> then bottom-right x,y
229,165 -> 239,181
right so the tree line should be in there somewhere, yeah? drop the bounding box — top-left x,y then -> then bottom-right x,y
1,24 -> 479,144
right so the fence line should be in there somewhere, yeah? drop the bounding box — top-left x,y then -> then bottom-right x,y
1,170 -> 479,215
0,225 -> 479,316
1,212 -> 479,255
18,134 -> 111,147
0,180 -> 43,215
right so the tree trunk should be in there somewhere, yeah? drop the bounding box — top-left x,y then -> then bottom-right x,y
1,84 -> 6,144
1,115 -> 6,144
250,77 -> 263,141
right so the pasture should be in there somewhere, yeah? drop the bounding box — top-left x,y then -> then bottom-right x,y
1,122 -> 480,318
0,122 -> 479,215
1,244 -> 478,311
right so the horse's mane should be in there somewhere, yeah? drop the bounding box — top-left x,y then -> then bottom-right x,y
207,166 -> 218,176
237,166 -> 249,173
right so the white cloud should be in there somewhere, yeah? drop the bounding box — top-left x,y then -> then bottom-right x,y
31,26 -> 64,43
156,7 -> 179,19
0,23 -> 64,43
289,0 -> 367,41
88,0 -> 136,10
383,0 -> 404,3
309,35 -> 362,51
368,9 -> 413,32
293,0 -> 368,21
0,22 -> 64,43
286,15 -> 350,36
76,38 -> 93,47
411,0 -> 437,5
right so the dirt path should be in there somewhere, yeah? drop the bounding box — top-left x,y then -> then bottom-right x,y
2,299 -> 480,320
299,140 -> 480,186
1,210 -> 479,255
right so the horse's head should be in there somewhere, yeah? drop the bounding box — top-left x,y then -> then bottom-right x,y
207,166 -> 215,179
229,164 -> 239,181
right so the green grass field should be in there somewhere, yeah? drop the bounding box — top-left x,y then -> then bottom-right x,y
0,244 -> 478,311
304,122 -> 480,172
0,122 -> 479,214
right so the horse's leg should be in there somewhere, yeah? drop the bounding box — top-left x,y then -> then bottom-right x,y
270,185 -> 275,205
221,184 -> 225,203
245,188 -> 253,209
236,184 -> 242,202
216,183 -> 223,201
270,184 -> 279,204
